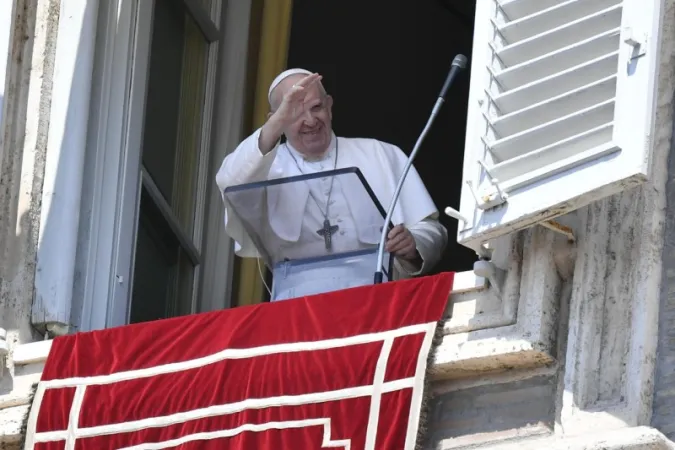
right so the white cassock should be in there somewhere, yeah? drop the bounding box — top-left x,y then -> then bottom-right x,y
216,128 -> 448,300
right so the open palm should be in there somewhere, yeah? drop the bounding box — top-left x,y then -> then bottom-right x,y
275,73 -> 322,125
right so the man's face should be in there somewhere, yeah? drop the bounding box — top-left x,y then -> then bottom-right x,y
277,75 -> 333,157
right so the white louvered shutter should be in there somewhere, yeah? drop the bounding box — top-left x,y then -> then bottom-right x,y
457,0 -> 663,251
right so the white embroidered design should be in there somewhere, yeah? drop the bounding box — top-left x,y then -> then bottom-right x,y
117,419 -> 351,450
24,322 -> 437,450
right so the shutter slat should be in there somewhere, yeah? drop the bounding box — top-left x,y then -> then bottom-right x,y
491,52 -> 619,114
489,124 -> 615,182
496,143 -> 619,197
495,142 -> 618,195
498,0 -> 564,19
490,76 -> 616,137
493,29 -> 620,91
488,100 -> 615,161
498,0 -> 621,44
496,5 -> 622,67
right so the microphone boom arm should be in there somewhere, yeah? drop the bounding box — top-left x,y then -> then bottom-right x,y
373,98 -> 444,283
374,55 -> 467,284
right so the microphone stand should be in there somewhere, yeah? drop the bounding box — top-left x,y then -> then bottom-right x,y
374,54 -> 468,284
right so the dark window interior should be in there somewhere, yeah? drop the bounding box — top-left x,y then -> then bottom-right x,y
286,0 -> 477,274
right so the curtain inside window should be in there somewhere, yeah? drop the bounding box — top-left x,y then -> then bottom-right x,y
173,15 -> 208,236
131,6 -> 209,323
235,0 -> 293,307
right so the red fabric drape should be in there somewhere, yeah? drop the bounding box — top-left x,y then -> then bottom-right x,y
28,273 -> 453,450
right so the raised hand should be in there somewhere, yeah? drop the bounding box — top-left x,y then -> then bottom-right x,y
271,73 -> 323,127
258,73 -> 323,154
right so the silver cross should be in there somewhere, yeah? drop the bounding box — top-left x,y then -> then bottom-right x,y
316,219 -> 339,250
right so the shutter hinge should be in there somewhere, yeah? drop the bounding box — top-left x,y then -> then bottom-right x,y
623,27 -> 647,61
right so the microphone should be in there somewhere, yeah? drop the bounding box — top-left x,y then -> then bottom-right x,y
374,54 -> 468,284
439,55 -> 468,102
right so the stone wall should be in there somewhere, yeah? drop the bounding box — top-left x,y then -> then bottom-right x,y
652,3 -> 675,429
653,15 -> 675,435
0,0 -> 64,446
0,0 -> 58,345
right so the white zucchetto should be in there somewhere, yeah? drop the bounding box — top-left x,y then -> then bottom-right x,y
267,68 -> 313,104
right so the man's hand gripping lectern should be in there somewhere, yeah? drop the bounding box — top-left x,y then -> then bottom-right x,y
222,167 -> 394,301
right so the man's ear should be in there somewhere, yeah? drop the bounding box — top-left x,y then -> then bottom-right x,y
267,112 -> 273,120
326,95 -> 334,119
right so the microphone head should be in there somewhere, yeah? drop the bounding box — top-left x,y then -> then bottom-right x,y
452,54 -> 468,69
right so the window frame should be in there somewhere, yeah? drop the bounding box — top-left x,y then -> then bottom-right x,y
132,2 -> 215,320
75,0 -> 228,331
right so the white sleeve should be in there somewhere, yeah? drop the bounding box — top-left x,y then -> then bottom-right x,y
215,127 -> 281,192
394,215 -> 448,277
214,128 -> 281,257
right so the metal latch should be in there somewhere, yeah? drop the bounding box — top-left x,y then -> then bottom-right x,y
464,159 -> 509,210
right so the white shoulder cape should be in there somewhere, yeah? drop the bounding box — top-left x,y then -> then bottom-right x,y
216,130 -> 439,259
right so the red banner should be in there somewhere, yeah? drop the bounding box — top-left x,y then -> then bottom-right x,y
25,273 -> 453,449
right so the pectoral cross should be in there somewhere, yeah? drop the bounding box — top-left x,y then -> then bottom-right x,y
316,219 -> 339,250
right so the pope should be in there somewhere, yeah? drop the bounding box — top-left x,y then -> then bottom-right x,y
216,68 -> 448,297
